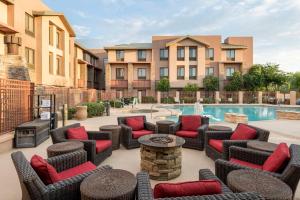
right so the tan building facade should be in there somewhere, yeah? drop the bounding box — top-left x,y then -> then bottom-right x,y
0,0 -> 104,89
104,35 -> 253,94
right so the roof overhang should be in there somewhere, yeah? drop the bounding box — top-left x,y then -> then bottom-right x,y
166,36 -> 210,47
0,22 -> 18,34
221,43 -> 247,49
75,41 -> 99,58
1,0 -> 14,5
32,11 -> 76,37
104,46 -> 152,50
77,59 -> 88,64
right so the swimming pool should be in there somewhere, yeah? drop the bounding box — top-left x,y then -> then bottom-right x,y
163,105 -> 300,122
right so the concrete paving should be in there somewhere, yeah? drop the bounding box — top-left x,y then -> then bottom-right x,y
1,104 -> 300,200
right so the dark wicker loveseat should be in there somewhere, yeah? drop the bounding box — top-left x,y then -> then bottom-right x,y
50,123 -> 112,165
136,169 -> 263,200
11,150 -> 112,200
170,115 -> 209,150
205,123 -> 270,160
215,144 -> 300,196
117,115 -> 157,149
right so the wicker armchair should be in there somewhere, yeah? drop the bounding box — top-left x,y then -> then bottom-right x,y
170,115 -> 209,150
50,123 -> 112,165
11,150 -> 112,200
136,169 -> 263,200
215,144 -> 300,196
117,116 -> 157,149
205,123 -> 270,160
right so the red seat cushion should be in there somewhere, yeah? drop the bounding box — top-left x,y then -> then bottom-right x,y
126,116 -> 144,131
263,143 -> 290,172
230,124 -> 257,140
58,161 -> 96,181
30,155 -> 60,184
96,140 -> 112,153
181,115 -> 201,131
176,130 -> 198,138
153,180 -> 222,199
230,158 -> 263,170
132,129 -> 153,139
209,139 -> 223,152
67,126 -> 88,140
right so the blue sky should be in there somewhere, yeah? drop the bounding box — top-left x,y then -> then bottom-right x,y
43,0 -> 300,72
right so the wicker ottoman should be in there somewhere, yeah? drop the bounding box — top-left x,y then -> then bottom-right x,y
80,169 -> 137,200
227,169 -> 292,200
99,125 -> 121,150
47,141 -> 84,157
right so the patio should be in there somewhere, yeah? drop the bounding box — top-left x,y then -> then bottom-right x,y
2,105 -> 300,199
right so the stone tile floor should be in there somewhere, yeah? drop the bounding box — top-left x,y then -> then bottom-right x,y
1,104 -> 300,199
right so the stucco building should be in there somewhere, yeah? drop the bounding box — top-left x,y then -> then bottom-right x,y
104,35 -> 253,95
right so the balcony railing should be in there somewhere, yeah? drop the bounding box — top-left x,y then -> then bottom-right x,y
111,80 -> 128,88
132,80 -> 151,88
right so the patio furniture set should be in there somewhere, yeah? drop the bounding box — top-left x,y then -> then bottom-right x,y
11,114 -> 300,200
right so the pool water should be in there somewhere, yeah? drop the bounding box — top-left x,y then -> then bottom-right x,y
164,105 -> 300,123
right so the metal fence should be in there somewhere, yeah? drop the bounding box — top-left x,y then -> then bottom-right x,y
180,91 -> 197,103
0,79 -> 34,135
243,91 -> 258,104
262,92 -> 276,104
219,91 -> 238,103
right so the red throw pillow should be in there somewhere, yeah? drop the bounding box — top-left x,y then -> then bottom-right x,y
154,180 -> 221,199
30,155 -> 60,184
67,126 -> 88,140
181,115 -> 201,131
263,143 -> 290,172
126,116 -> 144,131
230,124 -> 257,140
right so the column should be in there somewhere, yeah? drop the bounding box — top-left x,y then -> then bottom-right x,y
127,63 -> 134,91
176,91 -> 180,102
258,91 -> 263,104
215,91 -> 220,104
238,91 -> 244,104
157,91 -> 161,104
105,63 -> 111,90
197,91 -> 201,101
138,91 -> 142,103
290,91 -> 296,105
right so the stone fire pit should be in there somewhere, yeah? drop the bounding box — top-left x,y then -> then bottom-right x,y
138,134 -> 185,181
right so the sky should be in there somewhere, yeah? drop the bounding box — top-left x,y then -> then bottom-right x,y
43,0 -> 300,72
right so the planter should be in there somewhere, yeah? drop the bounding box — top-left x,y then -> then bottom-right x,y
75,106 -> 87,120
276,110 -> 300,120
225,113 -> 248,124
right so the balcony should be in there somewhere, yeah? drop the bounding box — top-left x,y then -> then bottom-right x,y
111,80 -> 128,88
132,80 -> 151,89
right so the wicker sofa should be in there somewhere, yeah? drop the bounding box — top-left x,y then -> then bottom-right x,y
117,115 -> 157,149
170,115 -> 209,150
11,150 -> 112,200
50,123 -> 112,165
136,169 -> 263,200
205,123 -> 270,160
215,144 -> 300,196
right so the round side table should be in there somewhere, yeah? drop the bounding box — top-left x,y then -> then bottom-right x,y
99,125 -> 121,150
80,169 -> 137,200
247,141 -> 278,153
156,120 -> 175,134
47,141 -> 84,157
227,169 -> 292,200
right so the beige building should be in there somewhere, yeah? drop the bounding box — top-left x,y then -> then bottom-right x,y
104,35 -> 253,94
0,0 -> 104,89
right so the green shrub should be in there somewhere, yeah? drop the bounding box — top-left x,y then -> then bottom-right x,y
203,97 -> 215,104
161,97 -> 175,104
82,102 -> 105,117
68,107 -> 76,120
142,96 -> 157,103
180,97 -> 197,103
109,100 -> 123,108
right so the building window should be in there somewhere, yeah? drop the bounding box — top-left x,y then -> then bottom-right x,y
137,50 -> 146,61
177,47 -> 185,61
137,68 -> 146,80
56,30 -> 61,49
226,50 -> 235,61
116,68 -> 124,80
189,47 -> 197,61
205,67 -> 214,76
206,48 -> 214,60
226,67 -> 235,77
116,50 -> 124,61
49,52 -> 53,74
160,67 -> 169,79
160,48 -> 168,60
56,56 -> 64,76
25,13 -> 34,36
49,25 -> 53,46
25,47 -> 35,68
189,65 -> 197,80
177,66 -> 185,80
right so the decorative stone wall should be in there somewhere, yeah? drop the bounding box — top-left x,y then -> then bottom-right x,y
140,145 -> 182,181
225,113 -> 248,124
276,111 -> 300,120
0,55 -> 30,81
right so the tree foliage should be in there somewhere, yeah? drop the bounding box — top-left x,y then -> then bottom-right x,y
224,72 -> 243,91
183,83 -> 199,92
156,78 -> 170,92
291,72 -> 300,91
203,76 -> 219,91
